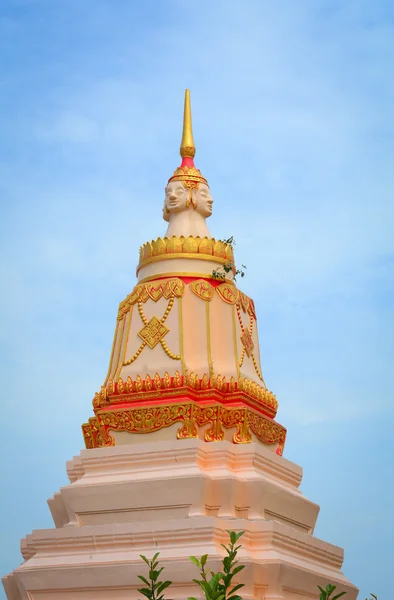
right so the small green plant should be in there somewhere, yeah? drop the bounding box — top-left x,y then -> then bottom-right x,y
137,552 -> 172,600
211,237 -> 247,282
318,583 -> 347,600
188,530 -> 245,600
365,595 -> 378,600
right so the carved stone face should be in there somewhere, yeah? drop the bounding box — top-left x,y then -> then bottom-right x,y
163,182 -> 189,222
195,183 -> 213,218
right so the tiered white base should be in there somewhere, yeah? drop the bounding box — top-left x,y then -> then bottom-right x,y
2,440 -> 358,599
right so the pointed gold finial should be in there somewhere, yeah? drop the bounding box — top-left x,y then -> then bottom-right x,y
180,89 -> 196,158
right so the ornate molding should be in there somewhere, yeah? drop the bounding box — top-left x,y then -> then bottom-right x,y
93,371 -> 277,414
118,278 -> 185,320
82,402 -> 286,455
117,277 -> 256,321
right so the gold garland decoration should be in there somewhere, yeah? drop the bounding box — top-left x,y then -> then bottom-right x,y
236,302 -> 265,385
133,297 -> 180,361
118,278 -> 185,320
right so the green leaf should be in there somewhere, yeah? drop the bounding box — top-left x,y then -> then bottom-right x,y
332,593 -> 347,600
201,554 -> 208,567
137,575 -> 150,586
137,588 -> 152,600
191,581 -> 207,596
140,554 -> 151,566
229,583 -> 245,595
152,551 -> 160,562
327,584 -> 336,593
232,565 -> 245,576
149,567 -> 164,581
198,580 -> 213,597
229,531 -> 237,544
209,573 -> 222,589
189,556 -> 201,567
235,531 -> 246,541
318,585 -> 326,600
157,580 -> 172,595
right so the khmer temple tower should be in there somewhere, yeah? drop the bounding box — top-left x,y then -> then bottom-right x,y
3,91 -> 358,600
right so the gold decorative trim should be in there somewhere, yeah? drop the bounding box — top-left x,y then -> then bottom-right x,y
138,272 -> 234,285
231,304 -> 241,380
137,236 -> 235,274
118,278 -> 185,320
118,277 -> 254,323
235,302 -> 265,385
123,340 -> 146,366
124,297 -> 179,364
82,402 -> 286,454
240,330 -> 254,357
178,297 -> 186,374
160,338 -> 181,361
138,317 -> 169,349
91,371 -> 277,416
112,316 -> 126,379
137,252 -> 230,272
190,279 -> 215,301
114,312 -> 131,380
216,282 -> 239,305
206,303 -> 214,378
104,318 -> 120,386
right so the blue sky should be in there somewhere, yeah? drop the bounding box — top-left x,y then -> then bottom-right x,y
1,0 -> 393,598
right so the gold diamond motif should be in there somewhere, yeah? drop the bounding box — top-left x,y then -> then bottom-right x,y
240,331 -> 254,357
138,317 -> 169,349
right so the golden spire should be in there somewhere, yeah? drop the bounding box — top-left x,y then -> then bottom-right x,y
180,89 -> 196,158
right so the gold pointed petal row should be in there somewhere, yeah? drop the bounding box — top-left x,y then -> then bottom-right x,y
92,371 -> 278,415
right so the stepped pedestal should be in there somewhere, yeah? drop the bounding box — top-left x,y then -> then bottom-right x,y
3,439 -> 358,600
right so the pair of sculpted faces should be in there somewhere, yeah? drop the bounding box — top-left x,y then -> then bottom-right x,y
163,181 -> 213,222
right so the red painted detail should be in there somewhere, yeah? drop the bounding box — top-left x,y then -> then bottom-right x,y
143,275 -> 224,287
181,157 -> 195,168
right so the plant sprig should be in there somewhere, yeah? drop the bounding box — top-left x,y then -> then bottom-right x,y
211,237 -> 247,282
188,530 -> 246,600
138,552 -> 172,600
318,583 -> 347,600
